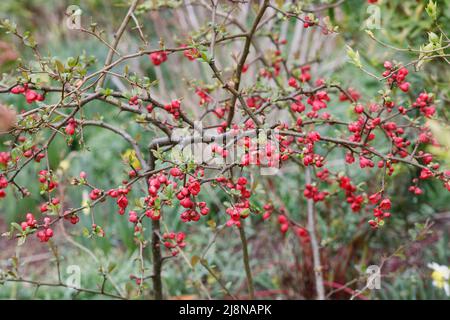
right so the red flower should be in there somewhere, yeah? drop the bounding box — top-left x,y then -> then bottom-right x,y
379,198 -> 391,210
419,168 -> 433,180
149,51 -> 168,66
187,180 -> 201,196
117,195 -> 128,209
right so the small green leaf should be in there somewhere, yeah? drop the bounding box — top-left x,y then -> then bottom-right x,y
82,227 -> 90,237
428,32 -> 439,44
199,50 -> 211,63
55,60 -> 65,73
11,222 -> 22,232
23,31 -> 37,48
100,88 -> 113,96
425,0 -> 437,21
346,45 -> 362,68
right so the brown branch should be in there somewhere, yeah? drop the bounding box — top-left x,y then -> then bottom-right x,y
239,223 -> 254,300
226,0 -> 269,127
96,0 -> 140,90
3,278 -> 126,300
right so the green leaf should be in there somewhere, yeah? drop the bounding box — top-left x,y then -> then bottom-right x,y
346,45 -> 362,68
67,57 -> 78,67
55,60 -> 65,73
199,50 -> 211,63
82,227 -> 90,238
428,32 -> 439,44
11,222 -> 22,232
23,31 -> 37,48
154,197 -> 161,210
100,88 -> 113,96
425,1 -> 437,21
240,208 -> 250,218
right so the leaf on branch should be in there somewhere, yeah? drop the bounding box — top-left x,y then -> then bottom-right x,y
191,255 -> 200,267
425,0 -> 438,21
122,149 -> 141,170
82,227 -> 90,238
22,31 -> 37,48
55,59 -> 65,73
11,222 -> 22,232
0,19 -> 17,33
346,45 -> 362,69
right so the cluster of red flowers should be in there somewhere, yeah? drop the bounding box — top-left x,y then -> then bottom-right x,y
368,195 -> 392,229
195,88 -> 212,105
299,132 -> 325,168
246,95 -> 265,110
277,214 -> 310,242
64,210 -> 80,225
288,66 -> 312,88
149,51 -> 168,66
240,133 -> 288,169
163,231 -> 186,256
278,214 -> 290,233
339,87 -> 361,102
89,188 -> 102,201
339,176 -> 364,212
214,176 -> 252,227
36,217 -> 54,242
412,92 -> 436,118
0,174 -> 8,198
0,152 -> 11,169
19,212 -> 54,242
182,45 -> 200,61
299,65 -> 312,83
20,213 -> 37,231
65,118 -> 77,135
303,184 -> 327,202
383,62 -> 410,92
39,197 -> 60,214
24,147 -> 45,162
178,176 -> 209,223
262,203 -> 273,220
303,16 -> 315,28
107,187 -> 130,215
259,44 -> 287,79
38,170 -> 58,192
163,99 -> 182,120
1,11 -> 448,267
128,95 -> 139,106
10,84 -> 45,104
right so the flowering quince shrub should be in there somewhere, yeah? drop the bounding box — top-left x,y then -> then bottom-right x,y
0,0 -> 448,300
